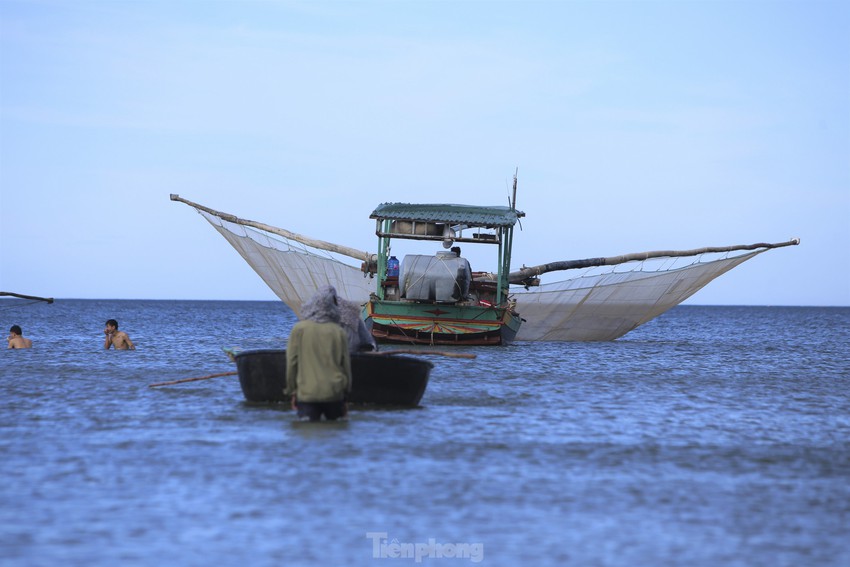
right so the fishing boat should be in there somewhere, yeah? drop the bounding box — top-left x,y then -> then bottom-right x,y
362,201 -> 523,345
170,180 -> 799,343
233,349 -> 433,406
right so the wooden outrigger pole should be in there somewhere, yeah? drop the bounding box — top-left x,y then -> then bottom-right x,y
508,238 -> 801,286
169,194 -> 372,263
0,291 -> 54,304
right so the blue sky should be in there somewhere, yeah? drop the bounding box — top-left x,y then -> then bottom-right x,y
1,0 -> 847,305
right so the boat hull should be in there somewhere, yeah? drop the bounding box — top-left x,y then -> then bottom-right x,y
364,299 -> 521,346
233,349 -> 433,406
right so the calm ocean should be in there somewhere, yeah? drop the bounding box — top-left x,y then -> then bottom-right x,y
1,300 -> 848,567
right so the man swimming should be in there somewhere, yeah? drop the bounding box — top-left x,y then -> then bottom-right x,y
104,319 -> 135,350
7,325 -> 32,349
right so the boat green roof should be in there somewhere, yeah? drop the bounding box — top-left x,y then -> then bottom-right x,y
370,203 -> 525,228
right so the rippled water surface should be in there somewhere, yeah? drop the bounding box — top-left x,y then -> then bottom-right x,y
1,301 -> 848,566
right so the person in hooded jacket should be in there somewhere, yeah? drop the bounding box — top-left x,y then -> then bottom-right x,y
284,286 -> 352,421
337,298 -> 377,354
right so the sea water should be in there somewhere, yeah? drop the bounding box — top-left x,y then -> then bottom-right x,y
0,300 -> 848,567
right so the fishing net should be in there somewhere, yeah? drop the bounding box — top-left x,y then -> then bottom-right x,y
198,211 -> 373,318
0,293 -> 54,312
194,207 -> 772,341
0,298 -> 46,312
510,251 -> 762,341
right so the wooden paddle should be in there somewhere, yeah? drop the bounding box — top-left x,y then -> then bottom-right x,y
149,348 -> 472,389
366,349 -> 476,359
149,370 -> 237,388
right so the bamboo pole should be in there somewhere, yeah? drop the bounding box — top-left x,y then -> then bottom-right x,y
508,238 -> 801,284
149,370 -> 238,388
170,194 -> 372,262
0,291 -> 54,304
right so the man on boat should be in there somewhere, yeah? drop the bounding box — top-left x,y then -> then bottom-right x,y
285,286 -> 352,421
104,319 -> 135,350
7,325 -> 32,349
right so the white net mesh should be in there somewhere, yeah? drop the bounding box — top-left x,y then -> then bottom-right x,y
199,211 -> 373,318
511,251 -> 762,341
198,209 -> 766,341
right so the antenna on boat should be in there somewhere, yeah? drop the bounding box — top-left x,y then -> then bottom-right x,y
511,167 -> 518,210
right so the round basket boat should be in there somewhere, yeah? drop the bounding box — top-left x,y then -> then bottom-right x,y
233,349 -> 432,407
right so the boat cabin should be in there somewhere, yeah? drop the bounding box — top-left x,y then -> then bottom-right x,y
361,203 -> 525,345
